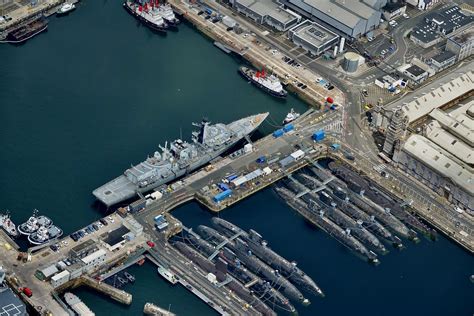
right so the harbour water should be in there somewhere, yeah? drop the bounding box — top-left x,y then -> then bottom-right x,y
0,1 -> 472,315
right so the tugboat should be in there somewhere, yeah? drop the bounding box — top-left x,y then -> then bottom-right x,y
0,212 -> 18,238
157,266 -> 178,284
18,209 -> 53,236
239,66 -> 287,98
283,108 -> 300,124
7,17 -> 48,44
123,0 -> 168,33
28,225 -> 63,245
18,215 -> 38,236
56,3 -> 76,16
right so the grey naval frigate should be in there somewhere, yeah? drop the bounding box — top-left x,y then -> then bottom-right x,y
93,113 -> 268,206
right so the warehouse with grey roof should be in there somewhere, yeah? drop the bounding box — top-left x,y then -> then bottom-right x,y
288,20 -> 339,56
283,0 -> 385,38
395,100 -> 474,211
230,0 -> 301,31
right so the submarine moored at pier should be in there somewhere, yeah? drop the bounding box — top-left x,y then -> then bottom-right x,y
328,162 -> 435,239
275,186 -> 380,264
196,225 -> 310,305
295,174 -> 387,254
307,167 -> 402,247
181,228 -> 296,313
173,241 -> 277,316
211,218 -> 324,297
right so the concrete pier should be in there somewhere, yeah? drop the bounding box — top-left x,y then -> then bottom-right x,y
81,276 -> 132,305
168,0 -> 344,107
144,302 -> 176,316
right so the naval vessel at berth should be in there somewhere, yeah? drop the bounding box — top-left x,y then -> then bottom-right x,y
239,66 -> 287,98
93,113 -> 268,206
211,218 -> 324,297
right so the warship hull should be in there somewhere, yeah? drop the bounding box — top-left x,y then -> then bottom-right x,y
93,113 -> 268,206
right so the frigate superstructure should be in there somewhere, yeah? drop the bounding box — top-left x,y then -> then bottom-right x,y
93,113 -> 268,206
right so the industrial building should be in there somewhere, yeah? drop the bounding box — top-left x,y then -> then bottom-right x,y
123,216 -> 144,237
372,61 -> 474,129
70,239 -> 98,260
287,20 -> 339,56
409,0 -> 441,11
394,100 -> 474,211
447,29 -> 474,61
81,248 -> 107,272
36,264 -> 59,281
283,0 -> 385,38
411,5 -> 473,48
51,270 -> 71,288
403,65 -> 429,84
230,0 -> 301,31
381,2 -> 406,21
430,50 -> 456,72
410,24 -> 442,48
102,226 -> 130,251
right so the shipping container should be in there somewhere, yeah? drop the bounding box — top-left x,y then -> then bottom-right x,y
218,183 -> 230,191
213,189 -> 232,203
156,222 -> 169,231
283,123 -> 294,132
243,143 -> 253,153
151,191 -> 163,200
273,129 -> 284,138
290,149 -> 305,160
154,215 -> 165,224
312,130 -> 325,141
227,174 -> 238,181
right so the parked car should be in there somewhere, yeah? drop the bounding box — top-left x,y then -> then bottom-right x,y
100,218 -> 108,226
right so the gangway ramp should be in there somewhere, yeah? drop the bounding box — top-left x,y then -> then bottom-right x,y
293,176 -> 335,198
208,231 -> 244,260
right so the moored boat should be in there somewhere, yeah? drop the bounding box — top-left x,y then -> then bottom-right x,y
239,66 -> 287,98
0,213 -> 18,238
57,3 -> 76,15
283,108 -> 300,124
157,266 -> 178,284
124,271 -> 135,283
7,18 -> 48,44
27,225 -> 63,245
123,1 -> 168,33
18,210 -> 53,236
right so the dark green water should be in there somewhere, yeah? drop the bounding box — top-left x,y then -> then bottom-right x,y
0,1 -> 472,315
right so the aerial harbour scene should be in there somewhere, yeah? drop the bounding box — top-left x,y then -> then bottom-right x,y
0,0 -> 473,314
